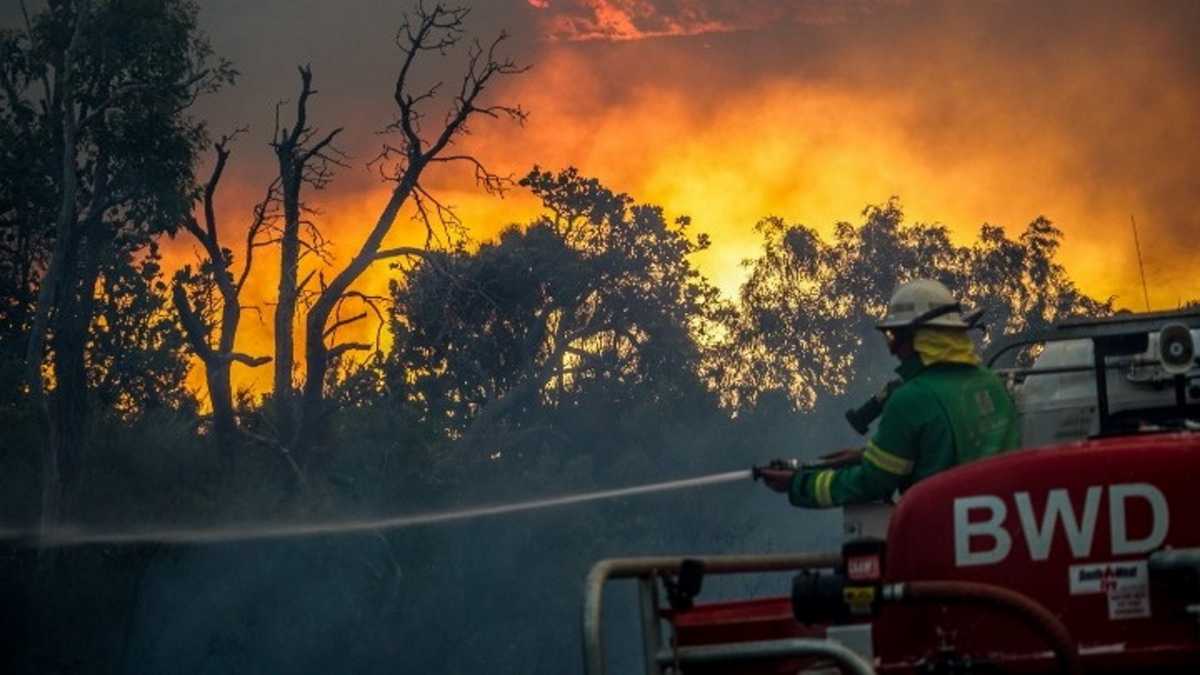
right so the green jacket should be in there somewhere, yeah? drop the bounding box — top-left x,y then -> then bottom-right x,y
790,355 -> 1019,508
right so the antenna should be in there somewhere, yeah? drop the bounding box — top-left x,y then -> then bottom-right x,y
1130,214 -> 1151,311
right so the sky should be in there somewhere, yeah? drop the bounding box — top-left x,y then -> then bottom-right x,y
13,0 -> 1200,396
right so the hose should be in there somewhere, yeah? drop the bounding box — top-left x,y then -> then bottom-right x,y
883,580 -> 1082,675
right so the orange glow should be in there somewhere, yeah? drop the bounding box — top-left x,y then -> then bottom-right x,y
466,46 -> 1198,305
527,0 -> 881,41
163,4 -> 1200,405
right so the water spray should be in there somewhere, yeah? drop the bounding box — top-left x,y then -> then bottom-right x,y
4,469 -> 754,548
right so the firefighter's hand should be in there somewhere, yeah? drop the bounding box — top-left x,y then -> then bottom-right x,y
817,448 -> 864,467
758,468 -> 797,494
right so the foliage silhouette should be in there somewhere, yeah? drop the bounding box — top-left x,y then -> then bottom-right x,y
720,199 -> 1113,410
385,166 -> 722,457
0,0 -> 234,538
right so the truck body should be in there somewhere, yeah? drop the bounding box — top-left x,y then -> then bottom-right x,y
584,309 -> 1200,674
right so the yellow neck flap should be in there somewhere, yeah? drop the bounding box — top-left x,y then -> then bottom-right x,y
913,327 -> 981,366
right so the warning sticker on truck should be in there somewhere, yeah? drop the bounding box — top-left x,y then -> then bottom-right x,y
1107,584 -> 1151,619
1068,560 -> 1151,620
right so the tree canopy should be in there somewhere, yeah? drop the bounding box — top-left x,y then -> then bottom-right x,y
385,167 -> 721,457
719,199 -> 1114,410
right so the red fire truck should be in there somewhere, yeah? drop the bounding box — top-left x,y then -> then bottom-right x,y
583,308 -> 1200,674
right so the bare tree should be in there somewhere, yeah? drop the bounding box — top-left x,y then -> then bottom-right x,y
270,65 -> 345,443
171,132 -> 273,450
293,3 -> 527,450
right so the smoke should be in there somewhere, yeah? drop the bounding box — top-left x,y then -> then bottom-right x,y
501,0 -> 1200,306
527,0 -> 900,42
160,0 -> 1200,400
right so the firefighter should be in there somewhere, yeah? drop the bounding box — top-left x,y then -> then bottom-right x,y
760,279 -> 1019,508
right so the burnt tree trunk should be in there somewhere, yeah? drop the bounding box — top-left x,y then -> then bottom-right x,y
173,137 -> 271,452
48,223 -> 109,523
273,161 -> 301,443
172,274 -> 271,454
172,282 -> 240,453
207,362 -> 236,442
270,65 -> 340,448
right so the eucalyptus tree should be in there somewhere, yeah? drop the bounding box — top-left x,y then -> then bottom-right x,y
723,200 -> 1113,411
0,0 -> 233,526
388,167 -> 721,454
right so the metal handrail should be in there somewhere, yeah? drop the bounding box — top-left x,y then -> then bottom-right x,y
582,552 -> 843,675
655,638 -> 875,674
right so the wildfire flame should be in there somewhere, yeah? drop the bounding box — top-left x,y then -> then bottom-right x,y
164,0 -> 1200,403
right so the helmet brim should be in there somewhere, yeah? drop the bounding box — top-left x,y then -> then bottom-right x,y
875,314 -> 972,330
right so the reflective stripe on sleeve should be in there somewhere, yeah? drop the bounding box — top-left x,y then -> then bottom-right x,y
814,470 -> 836,507
864,441 -> 914,476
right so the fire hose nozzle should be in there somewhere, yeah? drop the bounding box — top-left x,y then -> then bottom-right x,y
752,458 -> 802,481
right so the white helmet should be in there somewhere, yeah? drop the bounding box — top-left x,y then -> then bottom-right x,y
876,279 -> 971,330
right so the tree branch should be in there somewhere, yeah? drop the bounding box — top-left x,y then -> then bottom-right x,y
429,154 -> 515,195
300,127 -> 345,166
238,178 -> 280,292
219,352 -> 272,367
17,0 -> 51,105
426,31 -> 528,161
328,342 -> 373,358
288,64 -> 314,148
374,245 -> 433,261
393,3 -> 470,156
341,290 -> 388,349
171,276 -> 214,362
297,269 -> 317,294
413,181 -> 462,246
323,311 -> 368,338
